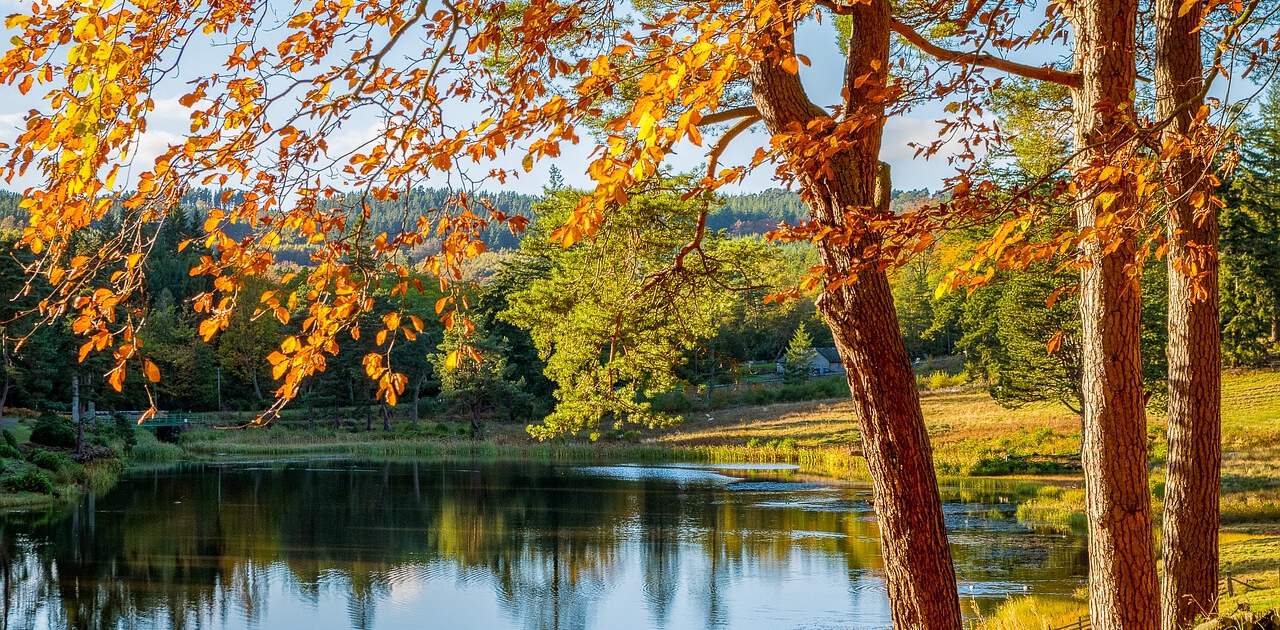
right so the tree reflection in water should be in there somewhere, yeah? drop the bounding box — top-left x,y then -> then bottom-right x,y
0,461 -> 1087,630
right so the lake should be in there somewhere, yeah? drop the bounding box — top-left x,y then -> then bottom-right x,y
0,460 -> 1086,629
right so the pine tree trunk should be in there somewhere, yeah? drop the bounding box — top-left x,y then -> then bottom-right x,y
1069,0 -> 1160,625
0,374 -> 10,420
748,4 -> 961,626
413,378 -> 424,426
1156,0 -> 1221,625
72,372 -> 83,458
252,370 -> 264,402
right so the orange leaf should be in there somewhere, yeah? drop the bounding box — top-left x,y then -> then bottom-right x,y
144,359 -> 161,383
1046,330 -> 1064,355
108,368 -> 126,392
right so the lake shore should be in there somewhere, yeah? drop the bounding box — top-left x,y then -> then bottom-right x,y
5,369 -> 1280,626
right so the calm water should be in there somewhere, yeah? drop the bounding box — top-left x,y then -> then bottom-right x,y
0,460 -> 1086,630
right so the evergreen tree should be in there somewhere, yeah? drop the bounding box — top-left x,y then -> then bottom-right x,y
1220,84 -> 1280,365
430,323 -> 528,437
783,326 -> 816,385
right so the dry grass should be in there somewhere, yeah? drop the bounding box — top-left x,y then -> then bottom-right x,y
969,597 -> 1088,630
655,371 -> 1280,474
656,388 -> 1079,449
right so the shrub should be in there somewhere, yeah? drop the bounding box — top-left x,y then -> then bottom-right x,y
2,429 -> 17,449
27,448 -> 84,484
1,465 -> 54,494
29,413 -> 77,449
920,371 -> 968,391
0,443 -> 19,459
28,448 -> 69,471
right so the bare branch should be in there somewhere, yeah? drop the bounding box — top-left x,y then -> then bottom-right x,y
699,106 -> 761,127
888,18 -> 1082,88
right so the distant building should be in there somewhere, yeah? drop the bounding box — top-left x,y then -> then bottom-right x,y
776,347 -> 846,376
811,348 -> 845,375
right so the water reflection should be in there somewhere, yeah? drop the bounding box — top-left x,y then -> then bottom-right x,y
0,461 -> 1086,630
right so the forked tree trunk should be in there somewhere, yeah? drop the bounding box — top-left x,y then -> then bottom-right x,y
1068,0 -> 1160,626
748,3 -> 961,626
1156,0 -> 1221,625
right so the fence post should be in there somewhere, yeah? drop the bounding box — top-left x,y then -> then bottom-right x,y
1227,574 -> 1235,597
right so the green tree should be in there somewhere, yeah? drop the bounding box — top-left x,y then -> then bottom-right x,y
1220,85 -> 1280,365
503,182 -> 778,440
782,326 -> 816,385
431,324 -> 528,437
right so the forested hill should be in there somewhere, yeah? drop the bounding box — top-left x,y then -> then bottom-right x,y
0,185 -> 940,247
712,187 -> 938,235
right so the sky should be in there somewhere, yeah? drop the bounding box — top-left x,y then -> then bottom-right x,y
0,0 -> 1263,198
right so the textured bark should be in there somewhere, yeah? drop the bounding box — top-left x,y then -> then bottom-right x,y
1156,0 -> 1222,625
749,3 -> 961,627
1068,0 -> 1160,626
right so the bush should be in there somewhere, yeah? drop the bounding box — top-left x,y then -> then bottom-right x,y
2,429 -> 17,450
1,464 -> 54,494
919,370 -> 968,391
27,448 -> 84,484
28,448 -> 70,471
29,413 -> 76,449
0,443 -> 19,459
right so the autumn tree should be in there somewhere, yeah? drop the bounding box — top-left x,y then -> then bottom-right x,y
0,0 -> 1256,624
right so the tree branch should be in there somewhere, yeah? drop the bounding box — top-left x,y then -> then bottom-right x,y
815,0 -> 1080,87
706,114 -> 762,180
699,106 -> 761,127
888,18 -> 1082,88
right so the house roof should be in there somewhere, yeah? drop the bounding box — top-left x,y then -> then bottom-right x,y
815,347 -> 842,363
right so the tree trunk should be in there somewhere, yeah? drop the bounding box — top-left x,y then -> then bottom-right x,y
381,404 -> 391,432
748,4 -> 961,627
251,370 -> 264,402
72,371 -> 83,458
1069,0 -> 1160,625
1156,0 -> 1221,625
413,378 -> 424,426
0,340 -> 11,420
0,374 -> 10,421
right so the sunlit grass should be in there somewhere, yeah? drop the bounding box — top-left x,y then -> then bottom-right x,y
969,596 -> 1088,630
